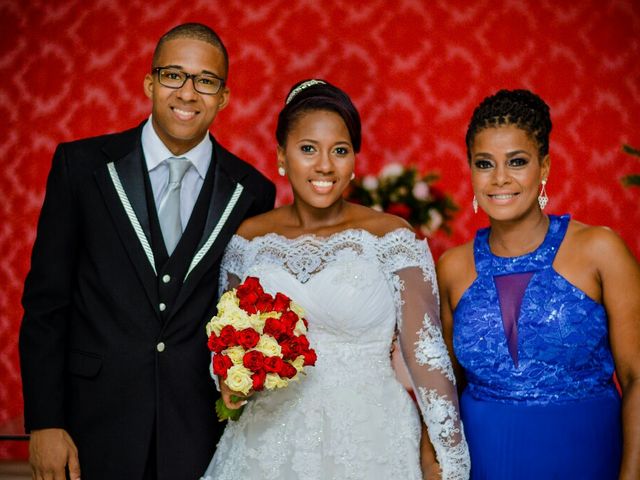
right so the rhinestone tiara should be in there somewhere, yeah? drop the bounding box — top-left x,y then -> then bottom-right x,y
285,79 -> 327,105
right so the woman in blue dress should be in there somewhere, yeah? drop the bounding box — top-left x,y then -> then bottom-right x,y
437,89 -> 640,479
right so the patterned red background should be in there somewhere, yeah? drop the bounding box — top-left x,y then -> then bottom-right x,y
1,0 -> 639,459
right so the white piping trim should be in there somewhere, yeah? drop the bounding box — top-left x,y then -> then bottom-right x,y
107,163 -> 157,275
185,183 -> 244,280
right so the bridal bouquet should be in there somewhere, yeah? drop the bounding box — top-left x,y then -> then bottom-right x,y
206,276 -> 317,421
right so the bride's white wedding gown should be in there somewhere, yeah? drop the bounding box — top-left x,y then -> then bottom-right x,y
201,228 -> 469,479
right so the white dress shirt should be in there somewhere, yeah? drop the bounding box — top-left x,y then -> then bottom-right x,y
141,117 -> 213,231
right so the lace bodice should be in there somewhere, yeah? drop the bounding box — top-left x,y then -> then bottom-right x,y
217,228 -> 470,479
454,214 -> 618,405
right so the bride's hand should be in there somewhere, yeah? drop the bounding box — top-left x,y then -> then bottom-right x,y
219,377 -> 253,409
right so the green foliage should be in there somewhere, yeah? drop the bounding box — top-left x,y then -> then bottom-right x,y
622,145 -> 640,187
215,396 -> 244,422
347,163 -> 458,236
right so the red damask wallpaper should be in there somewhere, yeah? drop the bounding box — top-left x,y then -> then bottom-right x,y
1,0 -> 639,459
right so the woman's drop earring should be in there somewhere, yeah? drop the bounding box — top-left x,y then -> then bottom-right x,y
472,196 -> 478,214
538,179 -> 548,210
350,172 -> 355,181
278,166 -> 286,177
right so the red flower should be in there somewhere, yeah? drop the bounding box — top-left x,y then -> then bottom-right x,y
263,317 -> 286,340
273,293 -> 291,313
236,328 -> 260,349
255,293 -> 275,312
212,354 -> 233,377
263,356 -> 284,373
303,349 -> 317,366
281,336 -> 308,360
278,362 -> 298,379
280,311 -> 299,334
386,202 -> 411,220
243,350 -> 265,371
207,333 -> 227,354
252,369 -> 266,391
236,277 -> 264,313
219,325 -> 238,347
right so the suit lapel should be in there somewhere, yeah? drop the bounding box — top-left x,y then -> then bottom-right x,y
94,125 -> 159,311
169,142 -> 255,318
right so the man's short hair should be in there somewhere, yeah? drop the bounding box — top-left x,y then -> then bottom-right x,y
152,23 -> 229,78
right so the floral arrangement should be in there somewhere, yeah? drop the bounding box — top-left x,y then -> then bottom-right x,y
207,277 -> 317,420
348,163 -> 458,236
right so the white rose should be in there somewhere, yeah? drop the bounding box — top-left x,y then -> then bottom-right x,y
264,373 -> 289,390
224,346 -> 246,365
362,175 -> 379,191
289,302 -> 305,319
293,319 -> 307,336
427,208 -> 443,232
380,163 -> 404,178
255,336 -> 282,357
292,355 -> 305,373
412,181 -> 430,200
224,365 -> 254,395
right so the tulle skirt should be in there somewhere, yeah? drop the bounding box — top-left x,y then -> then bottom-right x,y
461,390 -> 622,480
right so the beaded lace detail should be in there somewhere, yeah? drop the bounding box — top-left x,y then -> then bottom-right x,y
205,228 -> 469,479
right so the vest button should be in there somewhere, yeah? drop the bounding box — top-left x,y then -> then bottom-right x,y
162,274 -> 171,283
159,303 -> 166,312
156,342 -> 165,352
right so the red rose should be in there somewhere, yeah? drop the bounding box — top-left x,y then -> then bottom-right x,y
386,202 -> 411,220
236,277 -> 263,299
297,335 -> 310,351
278,362 -> 297,379
236,328 -> 260,349
207,333 -> 227,354
273,293 -> 291,313
219,325 -> 238,347
263,356 -> 284,373
280,311 -> 299,334
263,317 -> 286,340
280,340 -> 293,360
281,336 -> 309,360
243,350 -> 265,371
239,298 -> 258,314
252,369 -> 266,391
255,293 -> 274,312
212,354 -> 233,377
303,349 -> 317,366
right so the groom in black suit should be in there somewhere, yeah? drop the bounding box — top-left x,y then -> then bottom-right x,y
19,23 -> 275,480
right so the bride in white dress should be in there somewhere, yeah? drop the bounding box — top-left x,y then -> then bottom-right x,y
201,79 -> 469,480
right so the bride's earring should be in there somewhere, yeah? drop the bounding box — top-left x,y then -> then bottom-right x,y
472,195 -> 478,214
350,172 -> 355,181
278,166 -> 286,177
538,179 -> 548,210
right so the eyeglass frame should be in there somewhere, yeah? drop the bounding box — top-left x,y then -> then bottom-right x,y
152,66 -> 226,95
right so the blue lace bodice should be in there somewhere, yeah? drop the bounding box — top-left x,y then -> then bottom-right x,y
453,214 -> 618,405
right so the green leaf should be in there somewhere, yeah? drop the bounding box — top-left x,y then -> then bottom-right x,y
215,396 -> 245,422
622,144 -> 640,158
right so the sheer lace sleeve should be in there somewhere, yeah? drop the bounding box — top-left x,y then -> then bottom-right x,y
380,230 -> 470,479
218,235 -> 249,295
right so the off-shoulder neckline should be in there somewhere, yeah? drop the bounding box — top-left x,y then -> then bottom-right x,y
231,227 -> 419,244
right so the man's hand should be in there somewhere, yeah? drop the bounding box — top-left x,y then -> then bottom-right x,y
29,428 -> 80,480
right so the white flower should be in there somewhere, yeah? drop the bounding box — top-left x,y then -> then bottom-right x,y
265,373 -> 290,389
427,208 -> 443,232
380,163 -> 404,178
224,365 -> 253,395
412,181 -> 430,200
255,336 -> 282,357
362,175 -> 379,191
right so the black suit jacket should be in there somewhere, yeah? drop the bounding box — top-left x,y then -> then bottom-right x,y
19,123 -> 275,480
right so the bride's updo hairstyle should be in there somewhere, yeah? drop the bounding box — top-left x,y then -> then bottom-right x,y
465,89 -> 552,161
276,79 -> 362,153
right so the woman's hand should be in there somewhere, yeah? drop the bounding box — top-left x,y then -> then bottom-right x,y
422,461 -> 442,480
219,377 -> 253,409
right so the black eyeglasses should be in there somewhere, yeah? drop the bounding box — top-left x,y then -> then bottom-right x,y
153,67 -> 226,95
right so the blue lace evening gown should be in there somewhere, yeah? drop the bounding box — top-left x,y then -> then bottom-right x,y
454,214 -> 621,479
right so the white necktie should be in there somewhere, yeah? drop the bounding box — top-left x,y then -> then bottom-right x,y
158,157 -> 191,255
